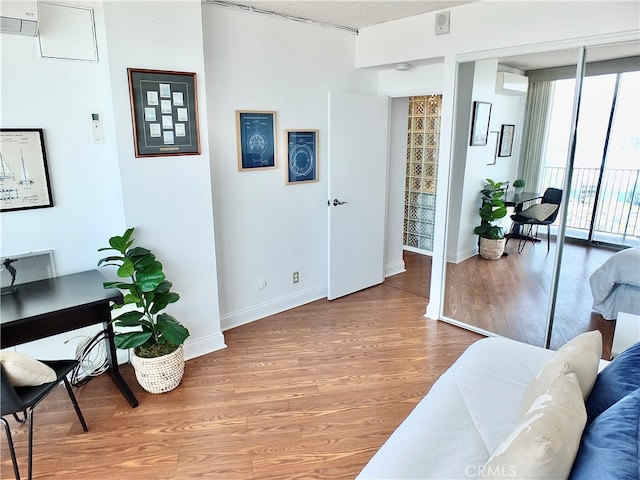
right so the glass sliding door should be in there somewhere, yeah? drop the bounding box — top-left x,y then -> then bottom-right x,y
550,44 -> 639,358
541,69 -> 640,248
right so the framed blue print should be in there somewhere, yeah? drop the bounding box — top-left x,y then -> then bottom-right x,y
236,110 -> 277,170
285,129 -> 318,184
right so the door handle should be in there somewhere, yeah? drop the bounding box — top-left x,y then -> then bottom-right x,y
332,199 -> 347,206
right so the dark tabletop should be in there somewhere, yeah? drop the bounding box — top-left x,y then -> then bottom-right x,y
504,191 -> 542,207
1,270 -> 122,325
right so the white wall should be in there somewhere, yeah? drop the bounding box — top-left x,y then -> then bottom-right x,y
0,1 -> 126,359
356,2 -> 640,69
386,97 -> 409,277
0,0 -> 124,274
201,6 -> 379,330
101,0 -> 223,359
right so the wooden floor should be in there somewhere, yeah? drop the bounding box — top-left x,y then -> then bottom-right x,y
442,239 -> 617,358
1,283 -> 481,479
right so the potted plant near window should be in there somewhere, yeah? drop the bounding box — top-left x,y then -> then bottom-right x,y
513,178 -> 525,195
474,179 -> 508,260
98,227 -> 190,394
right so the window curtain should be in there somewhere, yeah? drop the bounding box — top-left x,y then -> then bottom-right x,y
518,81 -> 555,192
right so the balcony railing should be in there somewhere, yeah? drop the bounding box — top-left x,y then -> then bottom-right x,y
541,167 -> 640,241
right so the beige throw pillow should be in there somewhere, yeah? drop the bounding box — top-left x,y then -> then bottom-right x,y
0,351 -> 57,387
519,203 -> 559,221
520,330 -> 602,418
481,372 -> 586,480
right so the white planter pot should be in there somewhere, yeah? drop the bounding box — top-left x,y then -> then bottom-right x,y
514,187 -> 523,195
479,237 -> 506,260
130,344 -> 185,394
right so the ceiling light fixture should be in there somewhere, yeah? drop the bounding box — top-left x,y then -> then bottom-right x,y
395,63 -> 413,71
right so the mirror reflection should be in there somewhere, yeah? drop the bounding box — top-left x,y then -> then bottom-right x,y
442,42 -> 640,356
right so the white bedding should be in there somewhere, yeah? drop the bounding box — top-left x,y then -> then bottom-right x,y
589,247 -> 640,320
356,337 -> 555,479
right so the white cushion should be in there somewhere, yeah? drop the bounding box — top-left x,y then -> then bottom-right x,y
0,351 -> 57,386
519,203 -> 558,221
520,330 -> 602,417
481,372 -> 586,480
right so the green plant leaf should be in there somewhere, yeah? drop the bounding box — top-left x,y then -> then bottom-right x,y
137,270 -> 166,292
103,281 -> 134,290
109,231 -> 134,254
157,313 -> 190,346
117,258 -> 135,278
112,310 -> 144,326
150,291 -> 180,314
97,255 -> 125,266
114,331 -> 153,349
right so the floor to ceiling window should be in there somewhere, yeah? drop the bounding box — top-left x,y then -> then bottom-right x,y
541,71 -> 640,247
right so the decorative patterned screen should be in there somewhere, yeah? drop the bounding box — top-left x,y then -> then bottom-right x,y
403,95 -> 442,252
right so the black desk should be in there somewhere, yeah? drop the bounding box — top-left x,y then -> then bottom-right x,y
505,191 -> 543,241
1,270 -> 138,407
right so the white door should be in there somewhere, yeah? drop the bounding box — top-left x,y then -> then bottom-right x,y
327,92 -> 389,300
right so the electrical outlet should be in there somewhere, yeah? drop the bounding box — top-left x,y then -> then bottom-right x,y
293,271 -> 299,284
258,281 -> 267,289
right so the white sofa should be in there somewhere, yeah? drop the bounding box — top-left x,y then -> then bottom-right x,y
357,337 -> 555,479
356,332 -> 631,480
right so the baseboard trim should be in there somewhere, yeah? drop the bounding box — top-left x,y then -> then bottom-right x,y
184,332 -> 227,360
221,286 -> 327,332
385,260 -> 406,278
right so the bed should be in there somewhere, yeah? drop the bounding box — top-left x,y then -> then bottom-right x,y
589,247 -> 640,320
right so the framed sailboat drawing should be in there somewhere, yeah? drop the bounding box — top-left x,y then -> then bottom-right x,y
0,129 -> 53,212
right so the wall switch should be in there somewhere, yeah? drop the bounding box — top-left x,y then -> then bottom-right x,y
258,281 -> 267,289
293,271 -> 299,284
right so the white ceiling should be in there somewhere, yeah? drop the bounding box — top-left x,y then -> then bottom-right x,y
208,0 -> 478,31
205,1 -> 639,70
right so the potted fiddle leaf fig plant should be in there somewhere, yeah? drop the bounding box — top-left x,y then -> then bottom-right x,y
474,179 -> 508,260
98,227 -> 189,393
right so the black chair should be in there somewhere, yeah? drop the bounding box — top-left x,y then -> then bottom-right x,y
507,187 -> 563,253
1,360 -> 88,480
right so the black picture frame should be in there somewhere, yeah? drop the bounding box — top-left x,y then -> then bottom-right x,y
498,124 -> 515,157
285,130 -> 318,184
236,110 -> 277,171
0,129 -> 54,212
127,68 -> 200,157
470,101 -> 492,146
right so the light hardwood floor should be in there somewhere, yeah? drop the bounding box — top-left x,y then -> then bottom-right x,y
395,239 -> 616,359
1,282 -> 481,479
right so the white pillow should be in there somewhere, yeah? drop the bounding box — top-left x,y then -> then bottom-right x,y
520,330 -> 602,417
481,372 -> 586,480
519,203 -> 558,221
0,351 -> 57,387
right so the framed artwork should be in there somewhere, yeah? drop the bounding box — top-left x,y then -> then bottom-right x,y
0,129 -> 53,212
469,101 -> 492,146
498,124 -> 515,157
487,131 -> 499,165
285,130 -> 318,184
236,110 -> 277,171
127,68 -> 200,157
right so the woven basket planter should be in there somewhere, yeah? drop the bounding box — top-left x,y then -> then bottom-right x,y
130,345 -> 185,394
479,237 -> 506,260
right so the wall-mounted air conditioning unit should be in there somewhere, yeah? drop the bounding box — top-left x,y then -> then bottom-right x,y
0,0 -> 38,36
496,72 -> 528,95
